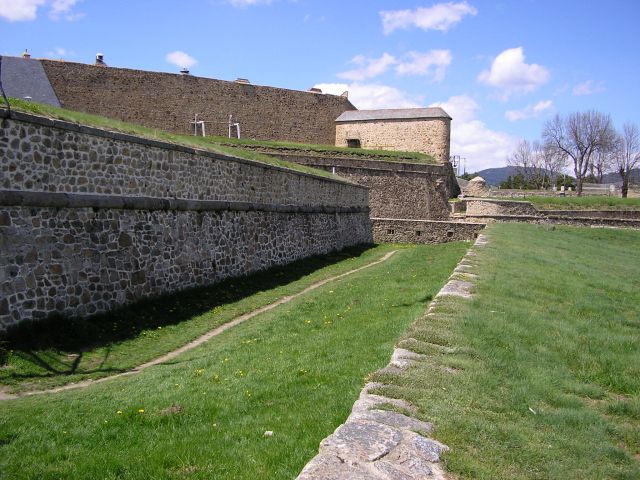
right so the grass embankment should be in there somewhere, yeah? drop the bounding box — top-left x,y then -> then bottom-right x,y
373,224 -> 640,479
209,136 -> 435,164
6,98 -> 433,170
521,195 -> 640,211
0,242 -> 468,479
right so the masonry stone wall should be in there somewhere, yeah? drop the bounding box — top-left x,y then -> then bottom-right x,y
335,118 -> 451,163
371,218 -> 484,244
263,153 -> 459,221
465,199 -> 540,217
40,59 -> 355,145
0,111 -> 372,330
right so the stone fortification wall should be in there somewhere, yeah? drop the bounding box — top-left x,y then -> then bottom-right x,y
335,118 -> 451,163
39,59 -> 355,144
465,199 -> 540,217
0,110 -> 372,330
538,209 -> 640,220
372,218 -> 484,244
263,153 -> 459,221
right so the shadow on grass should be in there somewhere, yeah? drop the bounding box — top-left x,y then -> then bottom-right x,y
1,245 -> 373,377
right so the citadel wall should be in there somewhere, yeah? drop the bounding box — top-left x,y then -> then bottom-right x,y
270,153 -> 459,220
0,110 -> 372,330
39,59 -> 355,145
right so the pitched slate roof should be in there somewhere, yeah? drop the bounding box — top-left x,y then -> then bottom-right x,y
335,107 -> 451,122
0,56 -> 61,107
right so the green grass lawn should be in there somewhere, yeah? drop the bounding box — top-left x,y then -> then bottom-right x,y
372,224 -> 640,479
0,245 -> 391,394
0,242 -> 468,479
521,195 -> 640,210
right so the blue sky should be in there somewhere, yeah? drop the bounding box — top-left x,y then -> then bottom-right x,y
1,0 -> 638,171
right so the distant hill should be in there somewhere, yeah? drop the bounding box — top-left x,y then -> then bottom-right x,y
470,166 -> 521,186
602,169 -> 640,184
464,167 -> 640,187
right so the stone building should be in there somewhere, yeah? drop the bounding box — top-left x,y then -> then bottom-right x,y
335,108 -> 452,163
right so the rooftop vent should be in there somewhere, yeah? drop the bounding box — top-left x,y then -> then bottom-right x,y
235,78 -> 251,84
309,87 -> 322,93
180,67 -> 190,75
21,49 -> 31,59
95,53 -> 107,67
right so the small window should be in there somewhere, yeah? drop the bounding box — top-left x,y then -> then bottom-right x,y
347,139 -> 361,148
387,229 -> 395,235
416,230 -> 422,236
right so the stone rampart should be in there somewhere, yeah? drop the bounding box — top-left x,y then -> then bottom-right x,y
0,110 -> 372,330
39,59 -> 355,144
465,199 -> 540,217
372,218 -> 484,244
263,153 -> 459,221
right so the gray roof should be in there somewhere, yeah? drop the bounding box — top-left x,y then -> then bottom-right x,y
0,56 -> 61,107
335,107 -> 451,122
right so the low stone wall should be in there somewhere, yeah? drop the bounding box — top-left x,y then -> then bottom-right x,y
465,199 -> 540,217
372,218 -> 485,244
463,214 -> 640,229
0,111 -> 372,330
538,210 -> 640,220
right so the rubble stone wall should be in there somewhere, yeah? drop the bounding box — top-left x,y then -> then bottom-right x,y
0,111 -> 372,330
372,218 -> 484,244
335,118 -> 451,163
40,59 -> 355,144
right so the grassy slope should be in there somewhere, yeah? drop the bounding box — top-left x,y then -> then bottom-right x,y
0,242 -> 468,479
6,98 -> 433,172
373,224 -> 640,479
521,195 -> 640,211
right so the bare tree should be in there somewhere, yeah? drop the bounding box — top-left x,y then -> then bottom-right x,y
589,147 -> 615,184
507,139 -> 542,187
542,111 -> 616,195
613,122 -> 640,197
539,141 -> 568,188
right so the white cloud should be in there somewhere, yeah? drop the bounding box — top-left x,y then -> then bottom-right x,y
381,1 -> 477,35
337,50 -> 452,82
477,47 -> 550,100
227,0 -> 272,7
46,46 -> 74,58
572,80 -> 606,96
165,51 -> 198,69
0,0 -> 82,21
0,0 -> 45,21
430,95 -> 516,171
49,0 -> 82,20
396,50 -> 452,82
505,100 -> 554,121
337,53 -> 397,81
313,82 -> 421,110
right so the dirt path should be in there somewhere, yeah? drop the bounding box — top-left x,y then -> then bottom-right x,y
1,250 -> 398,401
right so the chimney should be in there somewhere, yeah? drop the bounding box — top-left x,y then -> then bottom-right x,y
95,53 -> 107,67
180,67 -> 190,75
21,49 -> 31,59
234,78 -> 251,84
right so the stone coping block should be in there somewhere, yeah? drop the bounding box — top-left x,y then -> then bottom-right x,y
0,190 -> 369,214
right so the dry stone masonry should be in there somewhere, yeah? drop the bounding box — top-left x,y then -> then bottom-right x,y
0,110 -> 372,330
297,234 -> 489,480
